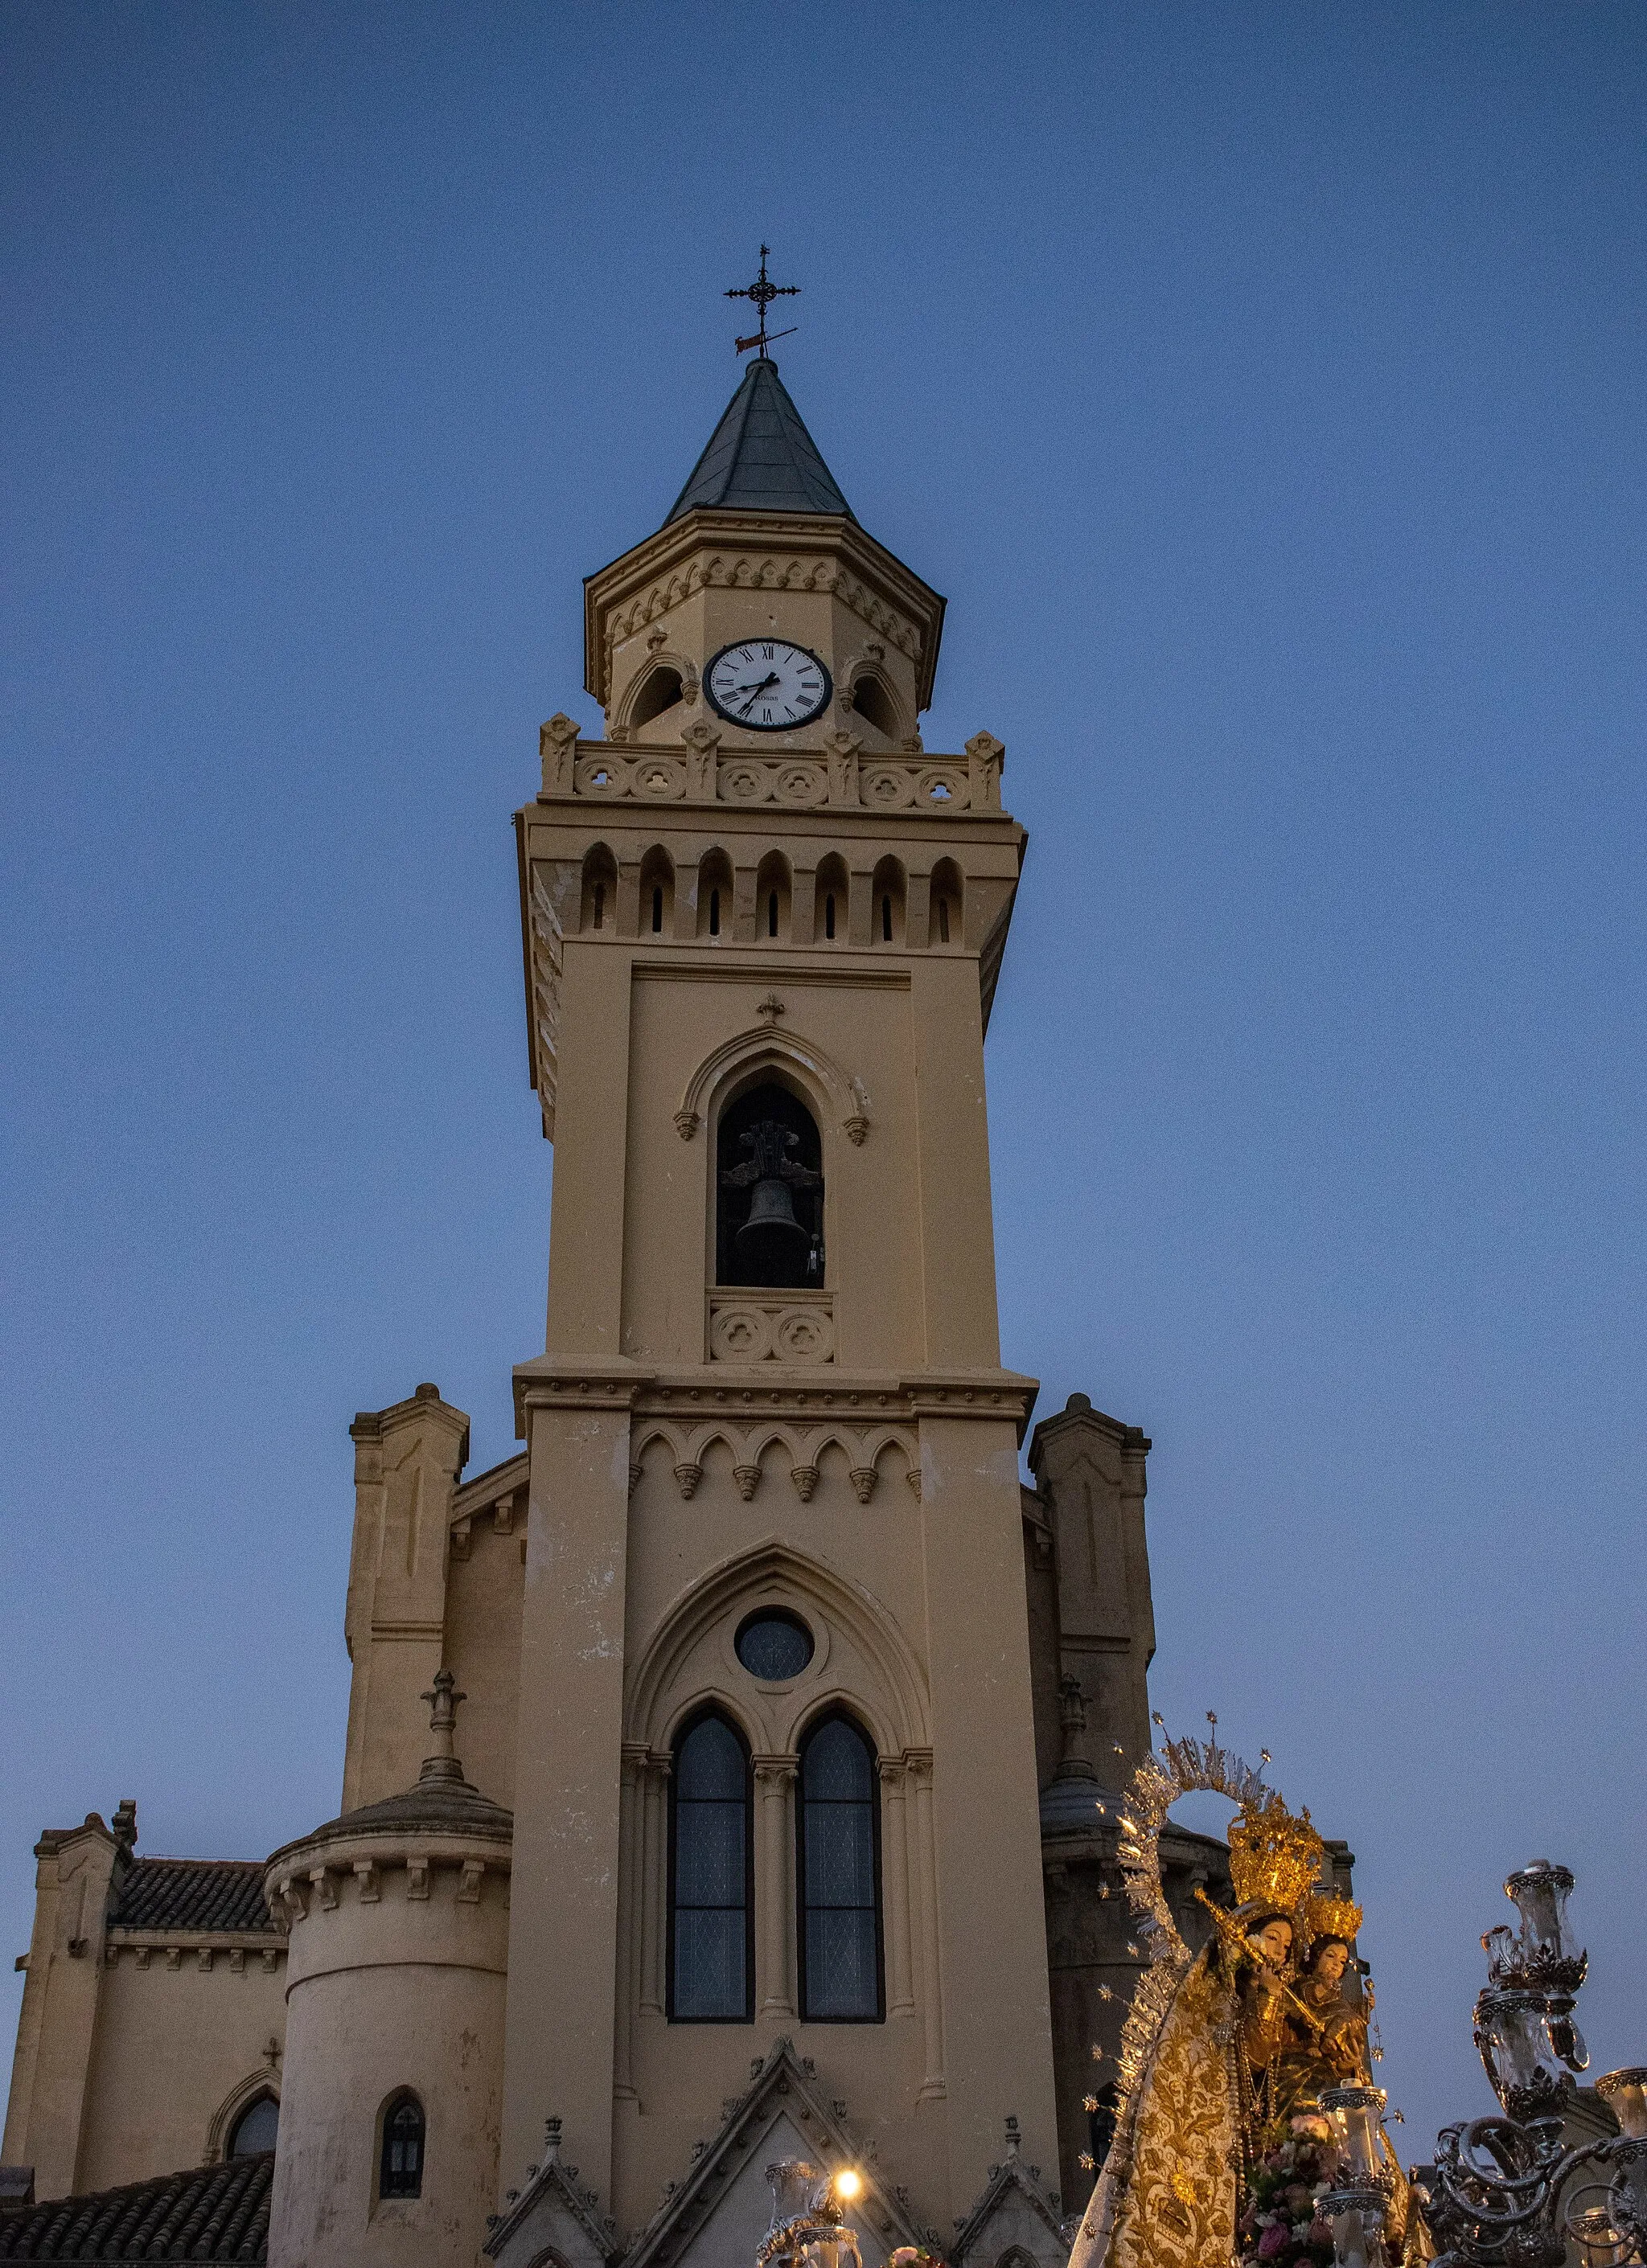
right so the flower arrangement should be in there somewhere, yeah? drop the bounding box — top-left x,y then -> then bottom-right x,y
1235,2134 -> 1339,2268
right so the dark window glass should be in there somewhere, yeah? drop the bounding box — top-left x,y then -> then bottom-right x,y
228,2094 -> 279,2157
380,2094 -> 425,2199
651,886 -> 663,933
716,1082 -> 823,1290
798,1716 -> 882,2021
938,898 -> 951,944
768,891 -> 779,937
881,896 -> 892,941
824,893 -> 836,940
735,1610 -> 814,1682
670,1714 -> 752,2020
593,883 -> 606,929
708,888 -> 721,936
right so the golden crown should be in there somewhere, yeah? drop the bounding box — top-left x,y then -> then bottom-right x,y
1228,1800 -> 1326,1917
1304,1889 -> 1364,1945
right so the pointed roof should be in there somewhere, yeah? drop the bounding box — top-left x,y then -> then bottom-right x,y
665,359 -> 853,524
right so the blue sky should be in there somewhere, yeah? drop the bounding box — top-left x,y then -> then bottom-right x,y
2,2 -> 1643,2156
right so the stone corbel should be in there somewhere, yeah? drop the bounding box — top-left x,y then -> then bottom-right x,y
540,713 -> 581,797
310,1868 -> 339,1912
458,1860 -> 485,1905
276,1876 -> 307,1926
405,1857 -> 430,1902
450,1513 -> 472,1563
354,1860 -> 380,1905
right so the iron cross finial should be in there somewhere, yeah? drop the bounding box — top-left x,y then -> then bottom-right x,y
725,244 -> 799,359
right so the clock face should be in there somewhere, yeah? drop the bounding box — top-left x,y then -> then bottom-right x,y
705,640 -> 832,731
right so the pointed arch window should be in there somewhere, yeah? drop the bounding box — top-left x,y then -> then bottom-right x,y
228,2093 -> 279,2157
668,1711 -> 754,2021
796,1714 -> 883,2021
379,2093 -> 425,2199
716,1081 -> 824,1290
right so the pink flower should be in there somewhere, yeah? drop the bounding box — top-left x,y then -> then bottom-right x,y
1258,2224 -> 1292,2257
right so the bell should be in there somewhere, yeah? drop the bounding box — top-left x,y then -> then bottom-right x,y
735,1175 -> 811,1281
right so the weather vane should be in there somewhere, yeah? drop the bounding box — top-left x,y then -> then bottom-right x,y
725,244 -> 799,359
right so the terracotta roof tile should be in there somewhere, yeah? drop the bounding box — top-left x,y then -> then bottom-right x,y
108,1861 -> 273,1936
0,2153 -> 270,2261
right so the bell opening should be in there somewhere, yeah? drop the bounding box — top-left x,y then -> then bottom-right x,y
717,1081 -> 824,1290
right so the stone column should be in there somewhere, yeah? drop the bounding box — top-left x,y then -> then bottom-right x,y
639,1754 -> 668,2017
906,1750 -> 945,2099
614,1749 -> 646,2102
878,1759 -> 915,2017
753,1758 -> 797,2016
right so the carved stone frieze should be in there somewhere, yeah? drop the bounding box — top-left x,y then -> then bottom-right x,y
708,1294 -> 836,1366
527,867 -> 564,1137
602,552 -> 921,662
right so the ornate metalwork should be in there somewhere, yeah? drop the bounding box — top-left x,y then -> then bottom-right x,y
1420,1863 -> 1645,2268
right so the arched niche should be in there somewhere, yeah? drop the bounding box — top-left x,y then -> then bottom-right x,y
715,1077 -> 823,1290
676,1029 -> 869,1147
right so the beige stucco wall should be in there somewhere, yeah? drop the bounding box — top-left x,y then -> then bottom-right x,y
268,1844 -> 508,2268
78,1946 -> 287,2191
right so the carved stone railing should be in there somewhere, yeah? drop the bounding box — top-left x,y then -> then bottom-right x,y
708,1291 -> 836,1365
539,715 -> 1003,814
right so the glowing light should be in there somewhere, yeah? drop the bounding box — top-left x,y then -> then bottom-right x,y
835,2170 -> 862,2202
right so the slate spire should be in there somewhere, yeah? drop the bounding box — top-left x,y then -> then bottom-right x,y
665,358 -> 854,524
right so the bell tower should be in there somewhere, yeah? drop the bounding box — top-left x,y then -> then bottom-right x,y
503,355 -> 1060,2257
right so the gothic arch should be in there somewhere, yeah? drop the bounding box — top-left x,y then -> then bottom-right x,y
204,2065 -> 281,2164
625,1536 -> 930,1759
675,1027 -> 869,1146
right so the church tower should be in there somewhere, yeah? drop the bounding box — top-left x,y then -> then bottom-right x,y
503,355 -> 1060,2252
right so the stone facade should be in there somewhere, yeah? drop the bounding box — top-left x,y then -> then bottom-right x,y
2,360 -> 1237,2267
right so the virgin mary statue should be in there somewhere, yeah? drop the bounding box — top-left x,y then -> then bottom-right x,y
1068,1741 -> 1357,2268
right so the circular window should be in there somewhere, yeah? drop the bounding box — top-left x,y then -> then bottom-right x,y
735,1610 -> 815,1682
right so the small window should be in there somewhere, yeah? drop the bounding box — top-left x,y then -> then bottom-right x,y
768,892 -> 778,938
380,2094 -> 425,2200
736,1610 -> 814,1681
797,1716 -> 883,2022
630,664 -> 684,730
824,893 -> 836,940
228,2094 -> 279,2157
881,896 -> 892,942
709,888 -> 721,937
938,897 -> 951,944
651,886 -> 663,933
850,676 -> 898,737
669,1713 -> 753,2021
593,883 -> 606,929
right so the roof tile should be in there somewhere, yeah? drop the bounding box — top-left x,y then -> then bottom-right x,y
108,1861 -> 273,1937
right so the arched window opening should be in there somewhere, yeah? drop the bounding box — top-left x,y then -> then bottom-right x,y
228,2094 -> 279,2158
797,1715 -> 882,2022
698,851 -> 732,943
581,847 -> 617,936
640,848 -> 675,941
929,859 -> 963,951
668,1712 -> 753,2022
717,1081 -> 824,1290
755,851 -> 791,944
379,2094 -> 425,2200
630,664 -> 684,731
814,855 -> 848,948
871,858 -> 906,947
850,675 -> 898,739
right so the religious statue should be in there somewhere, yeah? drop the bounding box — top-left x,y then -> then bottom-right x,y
1067,1732 -> 1419,2268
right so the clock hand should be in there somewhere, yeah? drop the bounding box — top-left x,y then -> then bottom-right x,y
735,673 -> 780,716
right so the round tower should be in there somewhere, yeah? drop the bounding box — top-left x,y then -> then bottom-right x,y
264,1672 -> 511,2268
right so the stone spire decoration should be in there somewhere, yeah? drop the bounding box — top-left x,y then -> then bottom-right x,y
418,1668 -> 469,1789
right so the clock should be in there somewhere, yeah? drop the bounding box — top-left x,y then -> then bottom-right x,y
704,639 -> 832,731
